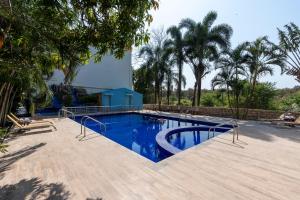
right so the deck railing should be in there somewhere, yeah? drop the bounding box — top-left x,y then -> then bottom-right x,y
63,105 -> 142,115
58,108 -> 75,119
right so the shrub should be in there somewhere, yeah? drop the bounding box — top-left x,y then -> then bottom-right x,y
201,93 -> 215,107
251,83 -> 277,110
181,98 -> 192,106
278,91 -> 300,111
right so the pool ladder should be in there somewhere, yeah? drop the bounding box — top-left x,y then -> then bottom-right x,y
208,119 -> 239,143
78,115 -> 106,140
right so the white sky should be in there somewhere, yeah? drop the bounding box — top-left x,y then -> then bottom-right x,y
133,0 -> 300,89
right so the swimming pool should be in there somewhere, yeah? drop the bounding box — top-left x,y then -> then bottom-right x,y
74,112 -> 232,162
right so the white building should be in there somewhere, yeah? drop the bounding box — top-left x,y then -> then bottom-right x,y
48,51 -> 133,93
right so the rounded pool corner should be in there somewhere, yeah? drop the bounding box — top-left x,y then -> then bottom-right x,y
156,126 -> 232,155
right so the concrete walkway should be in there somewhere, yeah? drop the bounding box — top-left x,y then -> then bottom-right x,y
1,114 -> 300,200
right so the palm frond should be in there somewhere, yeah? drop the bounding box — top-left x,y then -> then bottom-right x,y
179,18 -> 196,31
202,11 -> 217,29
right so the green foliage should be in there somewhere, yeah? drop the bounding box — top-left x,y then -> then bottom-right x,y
136,36 -> 172,105
201,93 -> 215,107
133,66 -> 154,103
278,91 -> 300,112
166,25 -> 185,105
0,0 -> 158,125
201,92 -> 224,107
251,83 -> 277,110
180,11 -> 233,106
180,98 -> 192,106
277,23 -> 300,82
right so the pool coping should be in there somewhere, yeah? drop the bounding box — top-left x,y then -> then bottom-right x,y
155,125 -> 232,155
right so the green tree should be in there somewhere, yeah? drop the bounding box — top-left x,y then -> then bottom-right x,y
0,0 -> 159,125
251,82 -> 277,110
138,42 -> 170,107
133,66 -> 154,103
213,43 -> 248,118
180,11 -> 233,106
164,65 -> 174,105
166,26 -> 185,105
245,37 -> 286,108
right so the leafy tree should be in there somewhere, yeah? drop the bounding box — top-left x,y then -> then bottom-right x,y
133,66 -> 154,103
180,11 -> 233,106
0,0 -> 159,125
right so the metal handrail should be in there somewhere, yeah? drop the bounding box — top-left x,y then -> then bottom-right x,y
232,119 -> 239,143
65,105 -> 141,109
79,115 -> 106,139
58,108 -> 75,119
207,119 -> 239,143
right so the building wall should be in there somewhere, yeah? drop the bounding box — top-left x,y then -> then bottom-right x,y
48,51 -> 132,91
101,88 -> 143,109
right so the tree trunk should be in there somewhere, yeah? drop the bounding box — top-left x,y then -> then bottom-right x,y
0,83 -> 13,126
154,78 -> 159,104
8,89 -> 17,113
167,83 -> 171,105
158,85 -> 162,110
192,82 -> 197,106
234,67 -> 240,119
221,92 -> 224,106
0,82 -> 7,96
235,88 -> 239,119
177,63 -> 182,106
197,78 -> 202,106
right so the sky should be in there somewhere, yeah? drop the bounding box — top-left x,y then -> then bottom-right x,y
133,0 -> 300,89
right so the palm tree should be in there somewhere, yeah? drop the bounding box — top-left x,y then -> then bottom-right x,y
180,11 -> 233,106
165,65 -> 175,105
139,43 -> 170,106
213,44 -> 248,118
245,37 -> 286,107
133,65 -> 154,103
174,73 -> 187,95
277,23 -> 300,82
211,65 -> 233,106
166,26 -> 185,105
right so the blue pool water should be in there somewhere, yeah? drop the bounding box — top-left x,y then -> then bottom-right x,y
74,113 -> 231,162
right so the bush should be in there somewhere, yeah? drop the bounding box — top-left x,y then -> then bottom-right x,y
180,98 -> 192,106
251,83 -> 277,110
201,94 -> 215,107
278,91 -> 300,111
